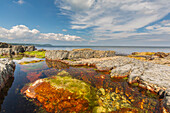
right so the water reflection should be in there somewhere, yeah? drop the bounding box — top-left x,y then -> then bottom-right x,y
45,60 -> 69,69
0,78 -> 14,111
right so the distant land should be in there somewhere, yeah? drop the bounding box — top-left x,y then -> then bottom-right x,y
8,43 -> 170,48
9,43 -> 54,47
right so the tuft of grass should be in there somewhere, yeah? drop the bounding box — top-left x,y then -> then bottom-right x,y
24,51 -> 46,58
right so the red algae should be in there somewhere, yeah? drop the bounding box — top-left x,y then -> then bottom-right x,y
34,82 -> 90,113
27,72 -> 42,82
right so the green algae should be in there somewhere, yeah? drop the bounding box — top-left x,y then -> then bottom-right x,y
24,51 -> 46,58
45,73 -> 98,107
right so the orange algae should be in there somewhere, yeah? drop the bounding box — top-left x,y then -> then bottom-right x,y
34,82 -> 89,113
111,108 -> 138,113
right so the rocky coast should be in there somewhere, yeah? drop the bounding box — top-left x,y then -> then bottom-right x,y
1,43 -> 169,112
0,42 -> 36,56
45,49 -> 170,112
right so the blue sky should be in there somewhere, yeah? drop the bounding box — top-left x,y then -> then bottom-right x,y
0,0 -> 170,46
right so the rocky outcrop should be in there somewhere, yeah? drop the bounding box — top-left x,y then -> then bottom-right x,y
24,46 -> 36,52
0,42 -> 36,55
11,45 -> 36,54
0,42 -> 12,48
131,52 -> 170,59
0,48 -> 12,55
129,52 -> 170,66
45,48 -> 115,60
12,45 -> 25,54
0,59 -> 15,91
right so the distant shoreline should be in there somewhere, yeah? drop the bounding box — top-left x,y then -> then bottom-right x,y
8,43 -> 170,48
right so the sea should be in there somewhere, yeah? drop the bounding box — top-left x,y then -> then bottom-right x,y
36,46 -> 170,55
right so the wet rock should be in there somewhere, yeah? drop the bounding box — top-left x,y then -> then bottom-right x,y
0,59 -> 15,91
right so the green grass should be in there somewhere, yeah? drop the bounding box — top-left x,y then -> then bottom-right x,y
24,51 -> 46,58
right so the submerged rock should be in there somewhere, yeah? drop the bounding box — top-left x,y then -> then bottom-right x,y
96,90 -> 132,112
45,60 -> 69,69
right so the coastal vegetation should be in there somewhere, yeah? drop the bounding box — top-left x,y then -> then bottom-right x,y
22,51 -> 46,58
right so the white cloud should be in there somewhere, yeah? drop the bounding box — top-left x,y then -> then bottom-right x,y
55,0 -> 170,40
17,0 -> 24,4
62,29 -> 67,32
145,20 -> 170,34
0,25 -> 83,42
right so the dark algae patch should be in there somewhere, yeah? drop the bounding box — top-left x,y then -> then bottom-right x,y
0,59 -> 165,113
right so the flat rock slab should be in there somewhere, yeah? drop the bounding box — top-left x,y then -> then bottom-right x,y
62,56 -> 169,91
45,49 -> 115,60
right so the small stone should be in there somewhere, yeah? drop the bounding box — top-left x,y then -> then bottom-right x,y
99,88 -> 105,95
92,106 -> 106,113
